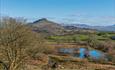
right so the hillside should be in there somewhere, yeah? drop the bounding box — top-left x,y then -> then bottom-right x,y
29,18 -> 66,35
29,19 -> 97,35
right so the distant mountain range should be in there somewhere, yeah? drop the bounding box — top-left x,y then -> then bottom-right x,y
29,18 -> 115,36
65,24 -> 115,32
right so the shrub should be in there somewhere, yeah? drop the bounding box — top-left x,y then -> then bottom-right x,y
86,35 -> 100,49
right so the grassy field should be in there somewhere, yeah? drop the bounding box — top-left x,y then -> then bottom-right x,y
48,32 -> 115,42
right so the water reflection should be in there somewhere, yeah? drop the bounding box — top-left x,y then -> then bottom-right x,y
58,47 -> 107,60
79,48 -> 86,58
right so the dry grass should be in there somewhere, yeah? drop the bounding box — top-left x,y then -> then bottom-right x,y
26,63 -> 115,70
26,55 -> 115,70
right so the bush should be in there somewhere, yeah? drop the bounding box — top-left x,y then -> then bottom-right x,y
87,35 -> 100,49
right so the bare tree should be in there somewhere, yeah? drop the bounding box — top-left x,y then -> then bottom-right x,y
0,17 -> 45,70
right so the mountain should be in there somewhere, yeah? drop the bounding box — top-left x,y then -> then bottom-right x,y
65,24 -> 115,32
92,25 -> 115,32
63,25 -> 96,34
29,18 -> 66,35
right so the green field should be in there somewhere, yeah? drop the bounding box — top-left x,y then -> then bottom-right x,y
48,32 -> 115,43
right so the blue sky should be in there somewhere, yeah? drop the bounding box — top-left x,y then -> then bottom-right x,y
0,0 -> 115,26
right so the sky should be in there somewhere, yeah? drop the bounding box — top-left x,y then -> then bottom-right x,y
0,0 -> 115,26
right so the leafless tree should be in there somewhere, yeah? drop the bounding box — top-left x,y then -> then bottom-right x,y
0,17 -> 46,70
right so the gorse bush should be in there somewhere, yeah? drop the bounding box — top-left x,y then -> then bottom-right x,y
87,35 -> 99,48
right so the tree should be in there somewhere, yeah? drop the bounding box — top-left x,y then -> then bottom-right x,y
0,17 -> 46,70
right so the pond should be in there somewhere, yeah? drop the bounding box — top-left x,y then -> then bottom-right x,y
89,50 -> 102,59
58,48 -> 108,60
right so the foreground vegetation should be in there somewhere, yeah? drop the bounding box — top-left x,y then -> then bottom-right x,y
0,17 -> 52,70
